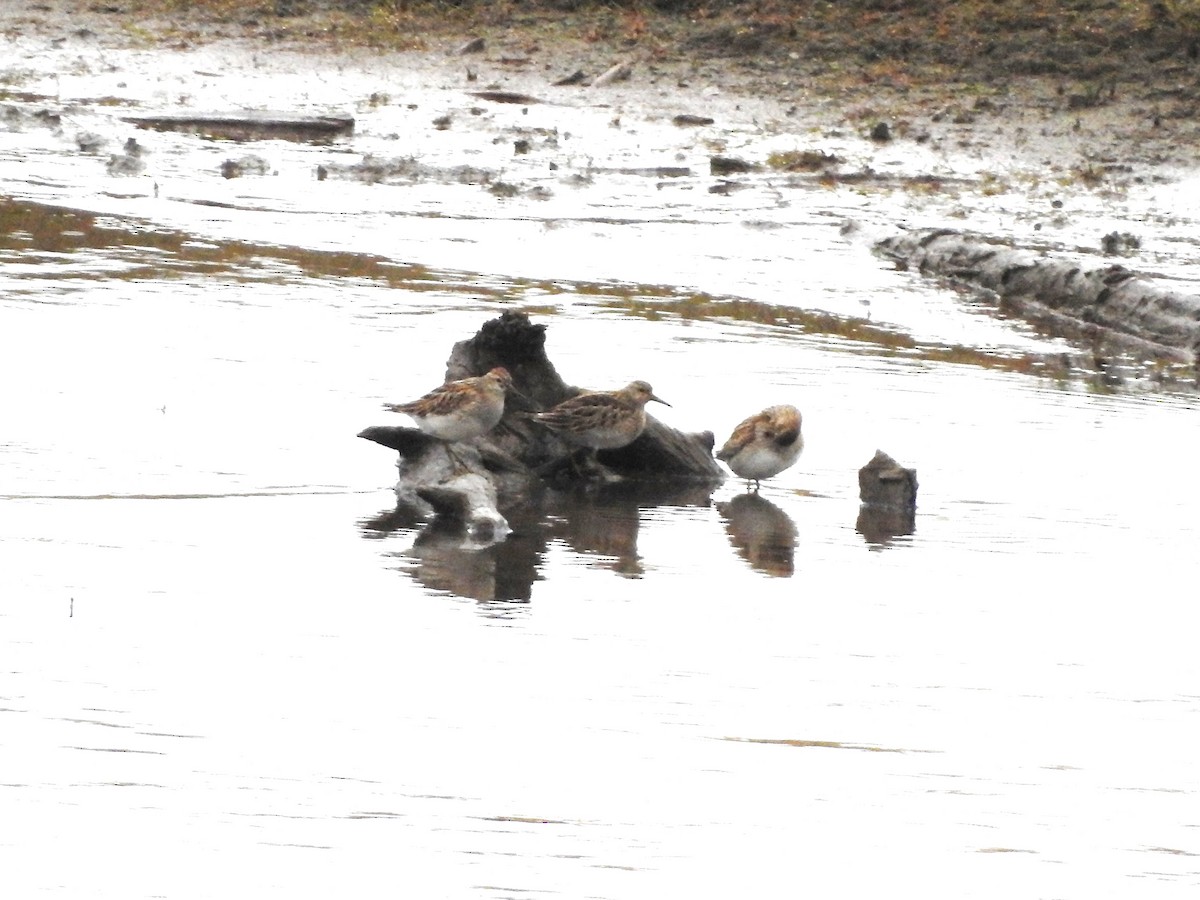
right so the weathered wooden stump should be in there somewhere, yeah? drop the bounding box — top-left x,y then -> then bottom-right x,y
359,312 -> 723,534
858,449 -> 918,512
856,449 -> 917,545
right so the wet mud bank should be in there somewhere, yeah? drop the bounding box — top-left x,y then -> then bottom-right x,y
5,1 -> 1200,392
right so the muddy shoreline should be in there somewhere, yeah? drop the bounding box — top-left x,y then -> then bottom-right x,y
6,1 -> 1199,175
5,1 -> 1200,376
7,0 -> 1197,204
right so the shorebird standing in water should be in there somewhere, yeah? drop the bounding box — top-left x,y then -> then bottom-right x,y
717,404 -> 804,491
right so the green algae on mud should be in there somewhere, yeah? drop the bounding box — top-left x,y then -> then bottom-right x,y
0,198 -> 715,313
0,197 -> 439,291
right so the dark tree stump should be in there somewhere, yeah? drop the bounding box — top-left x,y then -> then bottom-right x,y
858,449 -> 918,512
856,450 -> 917,546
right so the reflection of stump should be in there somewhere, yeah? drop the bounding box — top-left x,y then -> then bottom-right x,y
359,312 -> 723,534
856,449 -> 917,546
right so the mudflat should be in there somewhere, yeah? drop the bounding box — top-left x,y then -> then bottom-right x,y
4,0 -> 1197,178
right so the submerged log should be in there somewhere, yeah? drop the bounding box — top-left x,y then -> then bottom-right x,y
871,227 -> 1200,363
359,312 -> 723,532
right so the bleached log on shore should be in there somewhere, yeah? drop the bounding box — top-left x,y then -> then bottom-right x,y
871,227 -> 1200,363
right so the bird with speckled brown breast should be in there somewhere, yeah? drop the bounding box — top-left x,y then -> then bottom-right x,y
535,380 -> 669,451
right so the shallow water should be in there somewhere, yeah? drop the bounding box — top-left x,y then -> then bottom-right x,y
2,34 -> 1199,899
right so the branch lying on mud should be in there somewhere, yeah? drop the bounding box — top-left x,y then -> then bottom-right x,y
867,226 -> 1200,366
359,312 -> 723,537
122,111 -> 355,142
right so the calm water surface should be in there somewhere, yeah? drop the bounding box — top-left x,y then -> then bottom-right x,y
2,35 -> 1199,899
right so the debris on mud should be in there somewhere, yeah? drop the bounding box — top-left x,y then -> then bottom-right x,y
552,70 -> 587,87
710,155 -> 759,176
1,104 -> 61,131
220,155 -> 271,179
468,90 -> 543,106
454,36 -> 485,56
105,136 -> 146,176
122,111 -> 355,142
592,60 -> 635,87
317,155 -> 496,186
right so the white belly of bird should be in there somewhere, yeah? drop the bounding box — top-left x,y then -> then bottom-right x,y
583,425 -> 642,449
414,409 -> 498,442
727,441 -> 802,480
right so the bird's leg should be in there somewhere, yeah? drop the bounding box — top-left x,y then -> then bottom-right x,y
568,448 -> 594,478
443,442 -> 471,474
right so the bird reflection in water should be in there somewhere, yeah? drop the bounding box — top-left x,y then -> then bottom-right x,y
716,493 -> 799,577
360,506 -> 540,605
360,481 -> 716,601
545,481 -> 717,577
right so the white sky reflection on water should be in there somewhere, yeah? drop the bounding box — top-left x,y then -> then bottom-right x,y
3,262 -> 1197,897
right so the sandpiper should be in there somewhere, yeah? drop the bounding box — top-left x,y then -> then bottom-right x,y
535,380 -> 669,451
717,404 -> 804,490
384,367 -> 514,444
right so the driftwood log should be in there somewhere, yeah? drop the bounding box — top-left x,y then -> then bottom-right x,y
870,227 -> 1200,365
359,312 -> 723,536
122,111 -> 354,142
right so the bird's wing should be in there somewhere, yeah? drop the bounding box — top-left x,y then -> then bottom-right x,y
537,392 -> 625,431
385,381 -> 473,416
716,413 -> 764,460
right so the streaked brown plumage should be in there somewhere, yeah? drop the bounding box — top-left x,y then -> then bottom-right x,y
717,404 -> 803,489
384,367 -> 514,442
535,380 -> 669,450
